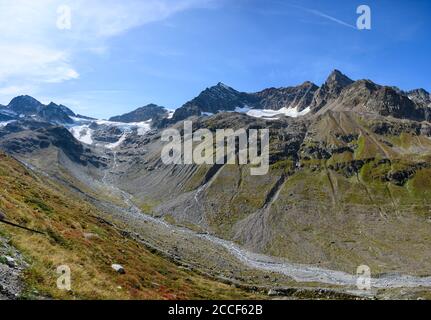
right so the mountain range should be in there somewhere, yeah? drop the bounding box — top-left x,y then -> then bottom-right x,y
166,70 -> 430,123
1,69 -> 431,300
1,70 -> 430,129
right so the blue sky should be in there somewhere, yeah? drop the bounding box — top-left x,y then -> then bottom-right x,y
0,0 -> 429,118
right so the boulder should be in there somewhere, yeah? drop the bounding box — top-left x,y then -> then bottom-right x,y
111,264 -> 125,274
1,255 -> 16,268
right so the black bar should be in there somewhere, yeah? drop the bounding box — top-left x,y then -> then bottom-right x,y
0,300 -> 428,319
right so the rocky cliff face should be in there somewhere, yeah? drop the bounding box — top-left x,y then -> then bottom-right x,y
407,89 -> 431,120
254,81 -> 318,112
407,88 -> 431,105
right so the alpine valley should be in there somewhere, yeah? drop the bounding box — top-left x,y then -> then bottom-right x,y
1,70 -> 431,300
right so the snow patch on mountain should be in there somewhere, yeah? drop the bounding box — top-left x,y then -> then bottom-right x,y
106,132 -> 128,149
70,125 -> 94,145
68,116 -> 152,147
234,106 -> 311,119
0,120 -> 16,127
136,120 -> 152,136
0,109 -> 17,116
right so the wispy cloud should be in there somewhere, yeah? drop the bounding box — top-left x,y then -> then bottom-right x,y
304,8 -> 356,29
0,0 -> 215,103
0,44 -> 79,83
67,0 -> 216,38
266,1 -> 357,30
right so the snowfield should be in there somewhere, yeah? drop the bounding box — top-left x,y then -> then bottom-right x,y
68,117 -> 152,148
233,106 -> 311,119
106,132 -> 128,149
70,125 -> 94,145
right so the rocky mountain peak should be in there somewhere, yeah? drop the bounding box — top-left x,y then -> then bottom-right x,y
205,82 -> 239,96
37,103 -> 74,124
300,81 -> 318,88
407,88 -> 431,106
406,90 -> 431,121
9,95 -> 42,106
46,102 -> 76,117
0,96 -> 78,124
8,95 -> 43,115
46,102 -> 58,108
326,69 -> 354,88
216,82 -> 234,90
109,104 -> 169,123
409,88 -> 429,95
255,82 -> 318,111
310,70 -> 354,112
170,83 -> 260,123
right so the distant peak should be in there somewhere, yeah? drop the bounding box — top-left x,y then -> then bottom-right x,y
215,82 -> 233,90
142,103 -> 162,108
409,88 -> 429,95
8,95 -> 43,108
108,103 -> 168,123
326,69 -> 354,87
328,69 -> 347,79
300,81 -> 318,88
135,104 -> 167,112
9,95 -> 41,105
330,69 -> 343,75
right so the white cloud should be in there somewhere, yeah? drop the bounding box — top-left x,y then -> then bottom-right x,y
0,0 -> 215,102
0,44 -> 79,83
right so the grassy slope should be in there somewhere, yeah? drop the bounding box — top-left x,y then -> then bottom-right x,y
260,113 -> 431,274
0,153 -> 259,300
